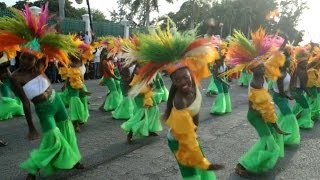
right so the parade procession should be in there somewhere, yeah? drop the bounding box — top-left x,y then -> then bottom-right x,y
0,0 -> 320,179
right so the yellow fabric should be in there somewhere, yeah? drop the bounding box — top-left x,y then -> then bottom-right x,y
130,74 -> 154,107
248,88 -> 277,123
307,68 -> 320,87
264,52 -> 285,80
166,108 -> 210,170
68,68 -> 83,89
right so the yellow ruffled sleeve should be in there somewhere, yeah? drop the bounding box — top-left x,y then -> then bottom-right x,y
166,108 -> 210,170
68,68 -> 83,89
307,69 -> 319,88
248,88 -> 277,123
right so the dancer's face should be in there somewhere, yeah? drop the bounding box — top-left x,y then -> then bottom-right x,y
171,68 -> 193,94
20,53 -> 37,70
251,63 -> 265,77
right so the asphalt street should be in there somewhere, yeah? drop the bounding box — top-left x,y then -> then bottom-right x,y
1,77 -> 320,180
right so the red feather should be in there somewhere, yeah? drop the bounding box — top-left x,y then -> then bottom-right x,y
184,38 -> 211,54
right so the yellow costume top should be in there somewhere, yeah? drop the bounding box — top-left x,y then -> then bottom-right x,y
166,87 -> 210,170
307,68 -> 320,88
248,87 -> 277,123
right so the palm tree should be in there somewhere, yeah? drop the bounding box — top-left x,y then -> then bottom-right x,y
123,0 -> 174,27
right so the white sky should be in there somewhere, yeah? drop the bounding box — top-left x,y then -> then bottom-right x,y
2,0 -> 320,44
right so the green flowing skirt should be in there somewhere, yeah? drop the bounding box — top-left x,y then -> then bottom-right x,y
307,87 -> 320,120
102,78 -> 122,111
0,97 -> 24,120
121,105 -> 162,137
57,88 -> 70,107
112,96 -> 135,120
207,76 -> 218,94
238,70 -> 252,86
153,89 -> 164,104
210,77 -> 231,114
21,92 -> 81,176
167,136 -> 216,180
272,92 -> 300,145
239,109 -> 281,173
0,78 -> 11,97
291,89 -> 314,129
68,86 -> 89,123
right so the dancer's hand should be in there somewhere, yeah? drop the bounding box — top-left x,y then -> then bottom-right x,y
208,164 -> 224,171
28,130 -> 40,140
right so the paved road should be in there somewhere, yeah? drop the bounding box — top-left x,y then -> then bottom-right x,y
1,77 -> 320,180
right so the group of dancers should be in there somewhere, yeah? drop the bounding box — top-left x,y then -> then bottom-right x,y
1,3 -> 320,180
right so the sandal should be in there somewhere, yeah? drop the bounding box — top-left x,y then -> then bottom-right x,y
0,140 -> 8,147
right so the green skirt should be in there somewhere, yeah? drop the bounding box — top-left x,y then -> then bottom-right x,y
291,89 -> 313,129
210,77 -> 231,114
153,89 -> 164,104
0,97 -> 24,120
207,76 -> 218,94
68,86 -> 89,123
238,70 -> 252,86
272,92 -> 300,145
112,96 -> 135,120
102,77 -> 122,111
121,105 -> 162,137
21,91 -> 81,176
57,88 -> 70,107
0,78 -> 11,97
239,109 -> 281,173
167,136 -> 216,180
307,87 -> 320,120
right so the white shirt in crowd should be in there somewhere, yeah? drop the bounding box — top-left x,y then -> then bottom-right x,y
93,47 -> 103,63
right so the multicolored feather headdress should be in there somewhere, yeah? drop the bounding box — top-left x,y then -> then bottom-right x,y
225,28 -> 285,80
0,3 -> 77,68
99,36 -> 123,58
122,21 -> 219,97
71,35 -> 94,63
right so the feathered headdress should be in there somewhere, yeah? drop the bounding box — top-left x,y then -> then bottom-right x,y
122,21 -> 219,97
225,28 -> 285,80
0,3 -> 77,68
99,36 -> 123,58
71,35 -> 93,63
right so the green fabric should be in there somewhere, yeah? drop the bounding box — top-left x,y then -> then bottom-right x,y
225,93 -> 232,113
153,90 -> 164,104
291,89 -> 313,129
57,88 -> 69,107
207,76 -> 218,94
167,138 -> 216,180
267,80 -> 273,90
22,92 -> 81,176
80,85 -> 90,121
210,93 -> 226,114
158,74 -> 169,102
112,96 -> 135,120
307,87 -> 320,120
0,78 -> 11,97
238,70 -> 252,86
67,85 -> 89,123
272,92 -> 300,145
121,105 -> 162,137
103,77 -> 122,111
239,109 -> 280,173
0,97 -> 24,120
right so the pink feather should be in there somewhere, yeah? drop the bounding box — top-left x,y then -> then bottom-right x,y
23,4 -> 37,36
36,2 -> 49,37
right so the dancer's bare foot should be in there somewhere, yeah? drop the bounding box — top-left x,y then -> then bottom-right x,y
0,139 -> 8,147
74,122 -> 81,133
27,130 -> 40,141
235,163 -> 249,178
208,164 -> 224,170
26,173 -> 36,180
149,132 -> 158,136
127,131 -> 133,143
73,162 -> 85,169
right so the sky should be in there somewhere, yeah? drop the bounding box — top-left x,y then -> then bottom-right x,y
2,0 -> 320,44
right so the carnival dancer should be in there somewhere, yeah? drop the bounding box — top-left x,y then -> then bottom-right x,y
290,47 -> 314,129
0,51 -> 24,121
122,22 -> 223,179
210,45 -> 232,115
223,29 -> 287,177
0,4 -> 83,179
272,47 -> 300,145
99,38 -> 123,112
120,64 -> 162,142
305,46 -> 320,121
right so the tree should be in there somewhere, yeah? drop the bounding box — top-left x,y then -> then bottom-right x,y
123,0 -> 174,27
0,2 -> 7,9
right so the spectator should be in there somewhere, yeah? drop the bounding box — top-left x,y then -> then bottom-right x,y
84,31 -> 91,44
93,46 -> 103,79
